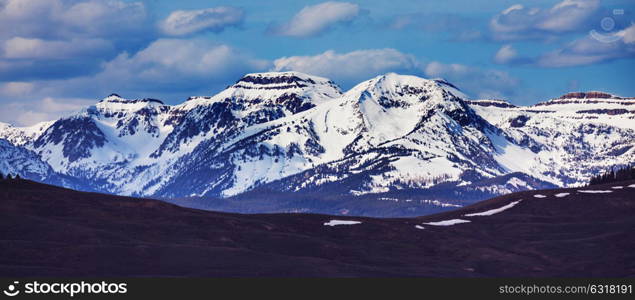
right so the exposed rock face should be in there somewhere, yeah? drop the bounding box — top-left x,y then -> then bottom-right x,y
0,74 -> 633,209
559,91 -> 616,99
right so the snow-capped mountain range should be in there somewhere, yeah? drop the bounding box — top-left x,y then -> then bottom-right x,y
1,72 -> 633,206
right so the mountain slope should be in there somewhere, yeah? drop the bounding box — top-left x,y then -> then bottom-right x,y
0,121 -> 53,146
157,73 -> 531,198
0,139 -> 54,180
468,92 -> 635,186
0,73 -> 633,213
1,179 -> 633,277
0,139 -> 86,190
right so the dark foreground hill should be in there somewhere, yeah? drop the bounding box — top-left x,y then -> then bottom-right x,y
0,179 -> 633,277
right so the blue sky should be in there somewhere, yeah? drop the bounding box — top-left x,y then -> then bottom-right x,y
1,0 -> 634,125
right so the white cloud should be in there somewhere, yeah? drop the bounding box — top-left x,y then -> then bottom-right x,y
424,61 -> 520,99
0,0 -> 147,39
490,0 -> 600,40
160,6 -> 244,36
0,97 -> 94,126
273,48 -> 520,99
96,39 -> 269,90
0,38 -> 272,125
9,38 -> 271,103
271,2 -> 360,37
538,0 -> 599,32
494,45 -> 518,64
618,24 -> 635,44
535,24 -> 635,67
273,49 -> 421,85
2,37 -> 113,59
0,82 -> 34,97
0,0 -> 149,81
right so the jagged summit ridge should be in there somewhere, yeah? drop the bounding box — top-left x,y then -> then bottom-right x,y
465,99 -> 517,108
557,91 -> 625,100
98,94 -> 165,105
234,71 -> 337,88
0,72 -> 633,203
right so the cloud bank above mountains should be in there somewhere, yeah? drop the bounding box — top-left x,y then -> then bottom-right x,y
1,0 -> 633,126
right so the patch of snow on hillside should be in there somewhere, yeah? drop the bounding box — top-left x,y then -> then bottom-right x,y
419,199 -> 462,208
323,220 -> 362,226
464,200 -> 521,217
487,131 -> 537,175
423,219 -> 471,226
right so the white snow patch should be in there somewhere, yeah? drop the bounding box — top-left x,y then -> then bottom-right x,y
487,131 -> 537,175
464,200 -> 521,217
415,225 -> 425,230
323,220 -> 362,226
554,192 -> 570,198
506,177 -> 529,189
419,199 -> 462,208
533,194 -> 547,198
629,184 -> 635,188
611,186 -> 623,189
578,190 -> 613,193
423,219 -> 471,226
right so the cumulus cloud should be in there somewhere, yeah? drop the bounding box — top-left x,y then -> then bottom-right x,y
270,2 -> 360,37
8,39 -> 269,102
0,38 -> 273,126
0,0 -> 150,81
160,6 -> 244,36
273,49 -> 422,85
493,24 -> 635,68
0,0 -> 148,39
424,61 -> 520,99
493,44 -> 519,64
0,82 -> 34,97
273,48 -> 520,99
0,97 -> 94,126
617,23 -> 635,44
2,37 -> 113,59
490,0 -> 600,40
536,24 -> 635,67
95,39 -> 269,92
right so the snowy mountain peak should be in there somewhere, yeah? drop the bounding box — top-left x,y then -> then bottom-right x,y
94,95 -> 166,115
103,93 -> 123,101
344,73 -> 468,112
99,94 -> 164,105
0,121 -> 55,146
1,72 -> 633,205
179,72 -> 342,112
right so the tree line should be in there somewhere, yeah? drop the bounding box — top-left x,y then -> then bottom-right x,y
588,165 -> 635,186
0,172 -> 21,180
